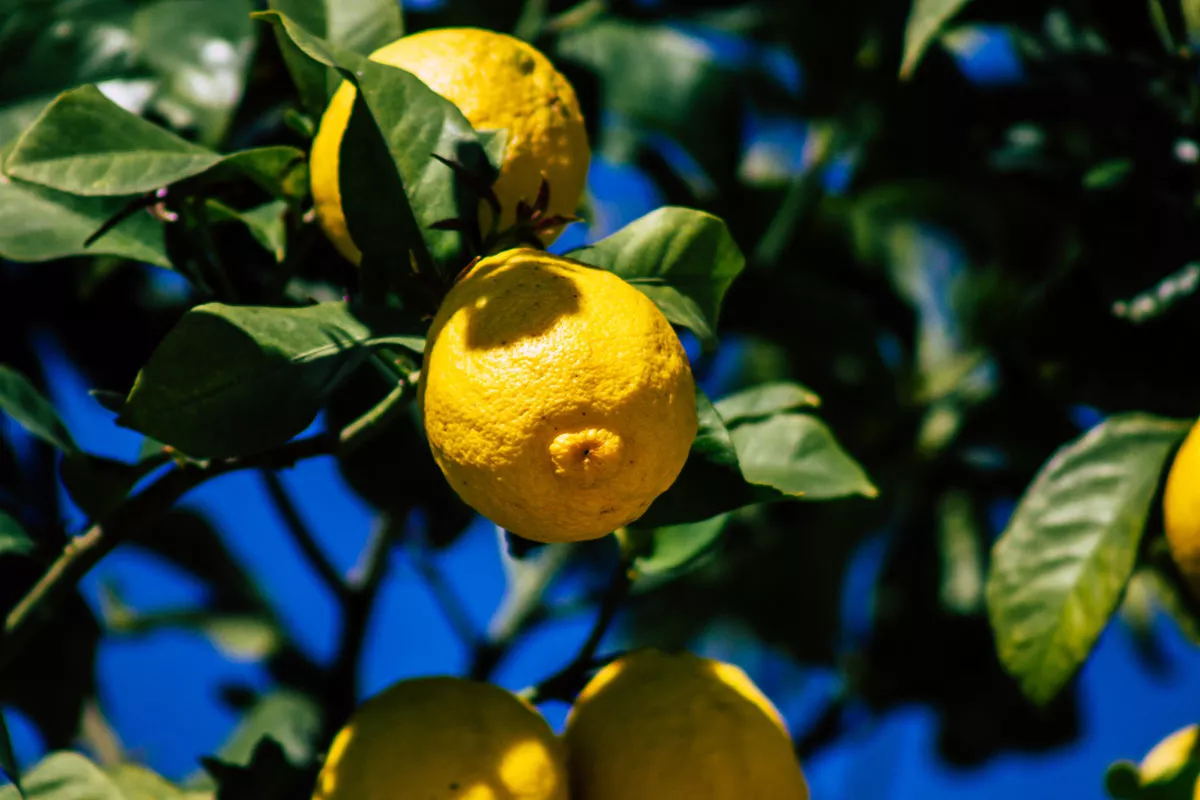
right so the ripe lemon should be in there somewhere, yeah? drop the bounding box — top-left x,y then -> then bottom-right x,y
563,649 -> 811,800
1164,419 -> 1200,596
417,248 -> 697,544
309,27 -> 590,264
312,676 -> 568,800
1106,724 -> 1200,799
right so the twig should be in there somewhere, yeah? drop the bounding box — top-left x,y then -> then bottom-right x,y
261,470 -> 347,599
407,536 -> 481,652
321,513 -> 402,743
525,534 -> 634,703
1,375 -> 412,675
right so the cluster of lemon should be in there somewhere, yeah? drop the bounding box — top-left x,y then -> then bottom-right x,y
312,649 -> 811,799
310,27 -> 698,544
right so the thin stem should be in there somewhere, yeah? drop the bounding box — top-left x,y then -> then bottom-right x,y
407,536 -> 481,652
261,470 -> 347,599
526,534 -> 634,703
338,382 -> 408,455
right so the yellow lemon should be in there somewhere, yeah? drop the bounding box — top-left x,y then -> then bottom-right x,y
312,676 -> 568,800
1164,419 -> 1200,597
417,248 -> 697,543
309,27 -> 590,264
563,649 -> 811,800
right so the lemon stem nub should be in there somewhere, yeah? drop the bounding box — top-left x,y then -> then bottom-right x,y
550,428 -> 624,488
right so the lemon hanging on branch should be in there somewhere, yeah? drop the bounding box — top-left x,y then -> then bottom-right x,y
417,248 -> 698,544
563,649 -> 811,799
312,676 -> 568,800
309,26 -> 591,264
1163,417 -> 1200,598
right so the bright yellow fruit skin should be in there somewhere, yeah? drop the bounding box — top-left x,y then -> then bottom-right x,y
309,27 -> 591,264
1133,724 -> 1200,799
312,676 -> 568,800
563,649 -> 811,800
1164,419 -> 1200,597
417,248 -> 697,544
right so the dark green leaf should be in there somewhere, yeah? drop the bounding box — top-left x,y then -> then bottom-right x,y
730,413 -> 878,500
0,365 -> 76,453
0,512 -> 33,558
712,381 -> 821,425
209,147 -> 309,202
257,10 -> 496,268
569,207 -> 745,348
900,0 -> 977,79
6,85 -> 222,195
203,738 -> 315,800
0,752 -> 121,800
0,709 -> 19,796
119,302 -> 373,458
0,177 -> 169,266
631,513 -> 730,583
1083,159 -> 1133,190
635,391 -> 757,528
59,452 -> 170,521
985,414 -> 1191,706
131,0 -> 256,146
207,200 -> 288,262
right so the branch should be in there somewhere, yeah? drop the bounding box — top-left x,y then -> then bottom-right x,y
1,375 -> 413,675
524,531 -> 634,703
407,535 -> 481,652
260,470 -> 347,599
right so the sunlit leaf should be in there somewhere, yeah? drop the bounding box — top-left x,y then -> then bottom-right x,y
900,0 -> 978,78
0,752 -> 121,800
712,381 -> 821,425
731,413 -> 878,501
985,414 -> 1191,705
569,207 -> 746,349
119,302 -> 374,458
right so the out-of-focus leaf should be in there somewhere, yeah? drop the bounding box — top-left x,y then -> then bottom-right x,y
201,738 -> 314,800
900,0 -> 978,79
106,762 -> 212,799
712,381 -> 821,425
206,200 -> 288,262
6,85 -> 223,195
986,414 -> 1191,705
0,709 -> 19,796
213,691 -> 322,769
630,513 -> 730,584
131,0 -> 255,146
0,512 -> 33,558
0,365 -> 77,453
119,301 -> 373,458
569,206 -> 745,349
730,413 -> 878,501
0,178 -> 169,266
0,752 -> 121,800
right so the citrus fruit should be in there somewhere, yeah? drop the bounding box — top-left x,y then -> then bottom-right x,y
562,649 -> 811,800
1106,724 -> 1200,799
309,27 -> 590,264
312,676 -> 568,800
1164,418 -> 1200,597
417,248 -> 697,544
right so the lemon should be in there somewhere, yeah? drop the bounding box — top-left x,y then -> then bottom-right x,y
312,676 -> 568,800
1164,419 -> 1200,596
417,248 -> 697,544
309,27 -> 590,264
563,649 -> 810,800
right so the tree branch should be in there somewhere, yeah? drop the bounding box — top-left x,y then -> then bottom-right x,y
407,536 -> 481,652
260,470 -> 347,599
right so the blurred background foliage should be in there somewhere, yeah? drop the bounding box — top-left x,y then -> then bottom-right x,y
5,0 -> 1200,797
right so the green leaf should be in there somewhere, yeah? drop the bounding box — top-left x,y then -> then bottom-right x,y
730,413 -> 878,501
635,391 -> 757,528
267,0 -> 404,116
207,200 -> 288,262
0,752 -> 122,800
0,512 -> 35,558
0,365 -> 76,453
214,692 -> 322,769
6,85 -> 223,195
712,381 -> 821,425
0,709 -> 19,796
119,302 -> 373,458
631,513 -> 731,582
258,10 -> 495,269
59,452 -> 170,521
0,178 -> 169,267
208,147 -> 309,202
569,207 -> 746,349
106,762 -> 211,799
900,0 -> 977,79
985,414 -> 1191,706
131,0 -> 256,146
